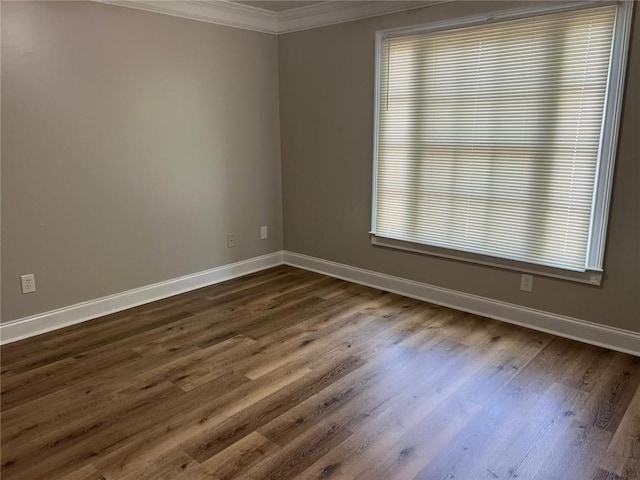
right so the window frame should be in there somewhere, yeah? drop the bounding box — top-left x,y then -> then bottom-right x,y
370,0 -> 634,285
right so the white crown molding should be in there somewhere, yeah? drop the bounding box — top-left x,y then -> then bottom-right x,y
94,0 -> 279,33
91,0 -> 445,34
0,251 -> 284,345
277,0 -> 446,34
283,251 -> 640,356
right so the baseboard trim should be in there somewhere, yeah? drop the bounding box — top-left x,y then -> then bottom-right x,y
283,251 -> 640,356
0,251 -> 285,345
4,249 -> 637,356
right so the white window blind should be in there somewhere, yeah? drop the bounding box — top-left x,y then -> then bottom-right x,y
372,4 -> 629,273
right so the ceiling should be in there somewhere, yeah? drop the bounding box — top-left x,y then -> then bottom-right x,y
234,1 -> 325,12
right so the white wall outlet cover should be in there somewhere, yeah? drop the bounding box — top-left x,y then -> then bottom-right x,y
21,274 -> 36,294
520,274 -> 534,293
227,233 -> 236,248
261,226 -> 268,239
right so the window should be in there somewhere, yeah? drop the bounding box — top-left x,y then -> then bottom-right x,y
371,2 -> 633,283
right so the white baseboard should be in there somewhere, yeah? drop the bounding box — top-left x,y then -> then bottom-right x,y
0,251 -> 285,345
4,249 -> 638,356
283,251 -> 640,357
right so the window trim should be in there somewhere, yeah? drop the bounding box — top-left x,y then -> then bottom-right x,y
370,0 -> 634,284
371,235 -> 604,285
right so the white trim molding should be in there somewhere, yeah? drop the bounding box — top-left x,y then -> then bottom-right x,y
283,251 -> 640,356
0,251 -> 284,345
3,249 -> 638,356
94,0 -> 280,33
277,1 -> 447,34
91,0 -> 444,34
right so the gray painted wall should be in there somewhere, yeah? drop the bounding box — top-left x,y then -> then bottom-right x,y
278,1 -> 640,332
2,1 -> 638,333
1,1 -> 283,321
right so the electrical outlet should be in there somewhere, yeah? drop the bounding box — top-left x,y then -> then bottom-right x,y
21,274 -> 36,294
520,274 -> 533,292
227,233 -> 236,248
260,226 -> 268,240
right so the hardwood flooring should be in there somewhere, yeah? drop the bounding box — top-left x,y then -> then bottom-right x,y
1,265 -> 639,480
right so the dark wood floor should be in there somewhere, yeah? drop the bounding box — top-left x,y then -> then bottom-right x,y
1,265 -> 639,480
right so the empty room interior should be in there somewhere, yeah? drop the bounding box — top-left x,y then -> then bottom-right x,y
1,0 -> 640,478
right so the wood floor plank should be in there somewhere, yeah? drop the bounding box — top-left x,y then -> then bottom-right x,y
534,419 -> 613,480
461,382 -> 589,480
352,395 -> 482,480
558,344 -> 618,393
180,354 -> 366,465
108,449 -> 209,480
255,342 -> 448,450
59,464 -> 106,480
601,384 -> 640,479
296,336 -> 518,479
412,384 -> 544,479
1,346 -> 142,411
593,469 -> 628,480
1,342 -> 201,433
578,353 -> 640,433
199,431 -> 281,480
240,420 -> 353,480
1,379 -> 186,480
1,265 -> 638,480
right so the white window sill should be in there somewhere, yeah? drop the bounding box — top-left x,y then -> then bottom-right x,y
370,234 -> 603,286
